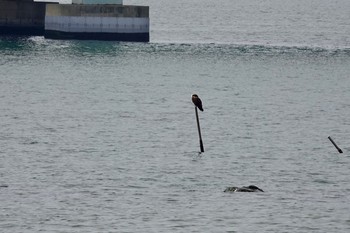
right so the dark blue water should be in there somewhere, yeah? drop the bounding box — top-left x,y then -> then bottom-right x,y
1,0 -> 350,232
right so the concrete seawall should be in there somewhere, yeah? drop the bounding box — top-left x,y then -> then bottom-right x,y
0,0 -> 150,42
72,0 -> 123,4
45,4 -> 149,42
0,0 -> 46,35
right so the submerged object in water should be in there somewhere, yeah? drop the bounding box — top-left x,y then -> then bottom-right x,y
224,185 -> 264,192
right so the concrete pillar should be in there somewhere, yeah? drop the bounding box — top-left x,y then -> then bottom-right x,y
0,0 -> 46,35
45,4 -> 149,42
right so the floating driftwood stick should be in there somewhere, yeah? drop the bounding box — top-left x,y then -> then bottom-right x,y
192,94 -> 204,153
328,136 -> 343,153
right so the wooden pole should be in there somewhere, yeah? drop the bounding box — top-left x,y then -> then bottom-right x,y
195,107 -> 204,153
328,136 -> 343,153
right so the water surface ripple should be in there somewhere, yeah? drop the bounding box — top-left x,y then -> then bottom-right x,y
1,0 -> 350,232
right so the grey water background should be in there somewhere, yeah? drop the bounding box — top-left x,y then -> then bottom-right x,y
1,0 -> 350,232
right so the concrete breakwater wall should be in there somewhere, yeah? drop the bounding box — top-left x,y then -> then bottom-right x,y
45,4 -> 149,42
0,0 -> 149,42
72,0 -> 123,4
0,0 -> 46,35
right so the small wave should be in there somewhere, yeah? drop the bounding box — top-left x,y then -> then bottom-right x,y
128,42 -> 350,59
2,35 -> 349,58
313,179 -> 332,184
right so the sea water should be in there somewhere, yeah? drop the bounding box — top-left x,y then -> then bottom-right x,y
1,0 -> 350,232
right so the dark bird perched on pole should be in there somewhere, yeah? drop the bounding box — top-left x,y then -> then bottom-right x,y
192,94 -> 204,153
192,94 -> 203,111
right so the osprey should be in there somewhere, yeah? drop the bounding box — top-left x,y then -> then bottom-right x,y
192,94 -> 203,111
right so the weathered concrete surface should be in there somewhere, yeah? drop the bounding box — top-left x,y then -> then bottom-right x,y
72,0 -> 123,4
46,4 -> 149,18
0,0 -> 46,35
0,0 -> 150,41
45,4 -> 149,42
